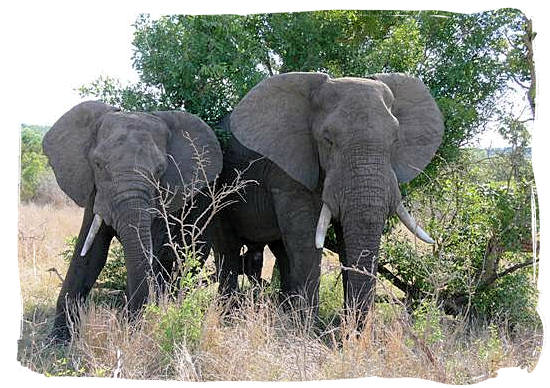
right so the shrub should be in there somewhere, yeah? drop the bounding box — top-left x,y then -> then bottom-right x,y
20,125 -> 50,201
411,299 -> 444,345
473,264 -> 539,327
318,270 -> 344,324
145,286 -> 216,355
379,149 -> 539,328
61,235 -> 127,292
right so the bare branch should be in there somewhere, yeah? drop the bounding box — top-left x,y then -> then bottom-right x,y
47,267 -> 64,283
378,265 -> 422,300
482,258 -> 539,288
137,130 -> 256,289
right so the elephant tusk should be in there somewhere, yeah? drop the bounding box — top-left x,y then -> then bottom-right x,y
395,203 -> 435,244
81,214 -> 103,256
315,203 -> 332,249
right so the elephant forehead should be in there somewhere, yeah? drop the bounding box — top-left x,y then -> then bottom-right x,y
97,112 -> 170,144
317,78 -> 394,111
337,78 -> 393,103
315,82 -> 394,125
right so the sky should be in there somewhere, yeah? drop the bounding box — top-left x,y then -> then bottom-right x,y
10,5 -> 141,125
2,1 -> 549,385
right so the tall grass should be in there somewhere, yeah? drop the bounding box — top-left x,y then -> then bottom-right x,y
17,203 -> 542,382
18,202 -> 83,310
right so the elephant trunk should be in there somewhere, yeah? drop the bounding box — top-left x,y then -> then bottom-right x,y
341,206 -> 385,316
341,183 -> 388,314
114,196 -> 154,313
335,148 -> 396,319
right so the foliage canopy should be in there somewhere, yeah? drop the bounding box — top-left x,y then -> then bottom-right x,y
20,125 -> 51,201
80,9 -> 533,174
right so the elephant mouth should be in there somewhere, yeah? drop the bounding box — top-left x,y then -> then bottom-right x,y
82,192 -> 154,257
314,200 -> 434,249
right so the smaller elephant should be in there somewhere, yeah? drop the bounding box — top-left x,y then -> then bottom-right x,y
43,101 -> 222,341
239,242 -> 266,285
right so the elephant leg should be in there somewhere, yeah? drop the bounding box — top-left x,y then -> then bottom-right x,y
267,240 -> 289,293
150,217 -> 177,294
211,215 -> 242,298
51,198 -> 115,341
271,188 -> 322,314
214,246 -> 242,299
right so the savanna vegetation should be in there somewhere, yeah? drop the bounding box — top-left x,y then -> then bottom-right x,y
18,9 -> 541,383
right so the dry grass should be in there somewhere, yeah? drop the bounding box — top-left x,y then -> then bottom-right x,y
21,285 -> 540,383
17,202 -> 543,382
18,202 -> 83,309
17,202 -> 83,373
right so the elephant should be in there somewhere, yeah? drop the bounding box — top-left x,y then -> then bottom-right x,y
43,101 -> 223,340
212,72 -> 443,320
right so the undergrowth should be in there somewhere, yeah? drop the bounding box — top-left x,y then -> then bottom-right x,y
17,271 -> 542,382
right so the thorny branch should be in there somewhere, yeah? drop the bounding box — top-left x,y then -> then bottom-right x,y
139,130 -> 255,288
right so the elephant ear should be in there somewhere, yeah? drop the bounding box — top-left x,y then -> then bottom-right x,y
231,72 -> 330,191
152,111 -> 223,206
42,101 -> 118,207
373,73 -> 444,183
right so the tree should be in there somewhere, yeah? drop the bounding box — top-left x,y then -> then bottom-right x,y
20,125 -> 50,201
80,9 -> 533,168
380,129 -> 537,325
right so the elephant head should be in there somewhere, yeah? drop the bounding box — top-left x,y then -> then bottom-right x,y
230,72 -> 444,314
43,101 -> 222,310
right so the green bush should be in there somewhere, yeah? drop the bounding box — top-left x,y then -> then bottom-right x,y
20,125 -> 50,201
318,270 -> 344,324
474,263 -> 539,327
411,300 -> 444,345
145,286 -> 215,354
61,236 -> 127,291
380,149 -> 538,328
100,241 -> 127,291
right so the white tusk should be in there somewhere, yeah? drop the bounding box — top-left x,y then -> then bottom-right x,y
396,203 -> 435,244
315,203 -> 332,249
81,214 -> 103,256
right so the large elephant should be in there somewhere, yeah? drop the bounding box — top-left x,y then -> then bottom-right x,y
43,101 -> 222,340
213,72 -> 443,319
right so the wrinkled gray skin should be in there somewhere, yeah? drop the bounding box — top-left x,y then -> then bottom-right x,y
213,72 -> 444,319
43,101 -> 222,341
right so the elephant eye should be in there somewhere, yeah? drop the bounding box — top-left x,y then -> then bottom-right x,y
323,134 -> 333,146
93,158 -> 105,170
